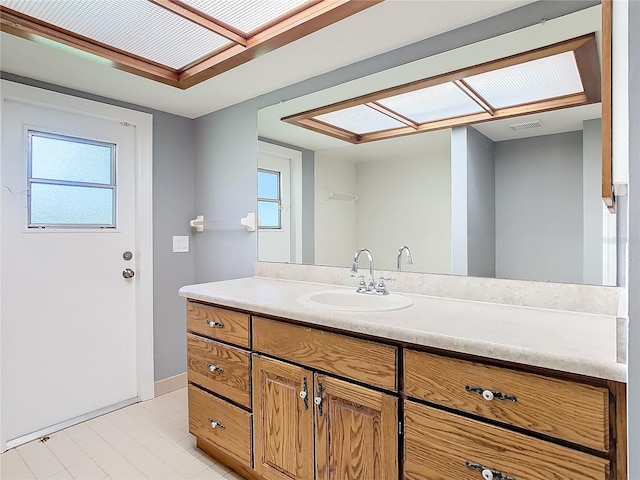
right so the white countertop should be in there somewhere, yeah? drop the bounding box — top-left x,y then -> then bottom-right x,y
179,277 -> 626,383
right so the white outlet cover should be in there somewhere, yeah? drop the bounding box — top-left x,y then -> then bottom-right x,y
173,236 -> 189,253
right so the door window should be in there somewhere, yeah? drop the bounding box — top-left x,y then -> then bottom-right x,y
27,130 -> 116,228
257,168 -> 281,229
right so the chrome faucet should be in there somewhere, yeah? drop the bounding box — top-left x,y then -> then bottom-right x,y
397,245 -> 413,272
351,248 -> 375,293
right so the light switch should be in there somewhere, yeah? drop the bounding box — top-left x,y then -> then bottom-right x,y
173,236 -> 189,253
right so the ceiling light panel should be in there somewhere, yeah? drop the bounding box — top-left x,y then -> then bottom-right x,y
464,51 -> 584,109
0,0 -> 231,69
315,105 -> 406,134
182,0 -> 311,34
377,83 -> 485,123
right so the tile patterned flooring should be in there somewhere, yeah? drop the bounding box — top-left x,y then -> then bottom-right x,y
0,388 -> 245,480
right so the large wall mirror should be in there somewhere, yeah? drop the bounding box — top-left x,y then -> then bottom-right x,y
256,4 -> 616,286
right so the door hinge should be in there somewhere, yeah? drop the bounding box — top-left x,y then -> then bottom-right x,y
398,421 -> 403,435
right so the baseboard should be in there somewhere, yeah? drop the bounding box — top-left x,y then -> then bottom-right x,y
154,372 -> 187,397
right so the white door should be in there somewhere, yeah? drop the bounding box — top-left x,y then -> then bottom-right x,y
257,141 -> 302,263
0,83 -> 153,450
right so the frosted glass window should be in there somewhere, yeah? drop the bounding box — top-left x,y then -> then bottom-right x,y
30,184 -> 114,226
31,134 -> 112,184
183,0 -> 310,34
258,169 -> 281,229
28,131 -> 116,228
464,52 -> 584,108
315,105 -> 406,135
377,83 -> 485,123
258,170 -> 279,199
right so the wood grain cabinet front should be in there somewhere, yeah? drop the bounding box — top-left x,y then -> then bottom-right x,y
187,301 -> 250,348
404,401 -> 609,480
188,385 -> 252,468
252,354 -> 399,480
404,349 -> 610,451
187,333 -> 251,408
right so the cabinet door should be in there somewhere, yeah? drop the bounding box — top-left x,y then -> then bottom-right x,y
252,355 -> 314,480
314,374 -> 398,480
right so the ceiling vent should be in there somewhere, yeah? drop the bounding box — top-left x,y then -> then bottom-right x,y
510,120 -> 543,131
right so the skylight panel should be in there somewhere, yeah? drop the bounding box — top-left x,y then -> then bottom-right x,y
0,0 -> 231,69
182,0 -> 311,34
377,83 -> 485,123
464,51 -> 584,109
315,105 -> 406,134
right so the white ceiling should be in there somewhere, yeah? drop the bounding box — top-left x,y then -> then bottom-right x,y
0,0 -> 535,119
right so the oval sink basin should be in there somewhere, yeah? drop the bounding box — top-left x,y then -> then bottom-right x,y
297,289 -> 413,312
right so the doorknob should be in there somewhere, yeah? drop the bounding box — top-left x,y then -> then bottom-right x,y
122,268 -> 135,279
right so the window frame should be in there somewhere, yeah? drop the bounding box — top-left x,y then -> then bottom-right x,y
257,168 -> 282,230
27,130 -> 117,229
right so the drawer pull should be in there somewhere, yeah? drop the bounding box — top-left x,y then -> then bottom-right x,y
465,461 -> 515,480
207,363 -> 224,373
465,385 -> 517,402
206,320 -> 224,328
208,418 -> 225,430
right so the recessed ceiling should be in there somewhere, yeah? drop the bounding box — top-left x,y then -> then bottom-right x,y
0,1 -> 536,118
0,0 -> 380,88
283,35 -> 599,144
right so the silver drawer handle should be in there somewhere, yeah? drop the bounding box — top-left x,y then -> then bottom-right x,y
465,385 -> 517,402
207,363 -> 224,373
206,320 -> 224,328
208,418 -> 225,429
465,461 -> 515,480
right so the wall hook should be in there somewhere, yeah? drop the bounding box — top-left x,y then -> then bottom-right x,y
190,215 -> 204,232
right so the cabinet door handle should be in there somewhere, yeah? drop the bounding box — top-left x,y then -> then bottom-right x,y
465,385 -> 517,402
465,460 -> 515,480
208,418 -> 225,430
206,320 -> 224,328
300,377 -> 309,410
207,363 -> 224,373
315,381 -> 324,416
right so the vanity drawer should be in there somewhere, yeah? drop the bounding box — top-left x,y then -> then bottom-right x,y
252,316 -> 397,391
187,334 -> 251,408
187,301 -> 250,348
404,350 -> 609,451
404,401 -> 609,480
188,385 -> 252,467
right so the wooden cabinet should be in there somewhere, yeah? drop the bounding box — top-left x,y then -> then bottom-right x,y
404,401 -> 609,480
185,300 -> 627,480
314,374 -> 398,480
252,354 -> 399,480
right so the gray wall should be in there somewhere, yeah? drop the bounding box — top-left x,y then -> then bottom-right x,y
627,0 -> 639,476
0,72 -> 197,382
583,119 -> 603,285
258,136 -> 315,264
495,132 -> 583,283
467,127 -> 496,278
192,1 -> 598,282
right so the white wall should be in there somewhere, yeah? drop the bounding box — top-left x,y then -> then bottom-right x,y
314,154 -> 357,267
356,144 -> 451,273
314,141 -> 451,273
495,131 -> 584,283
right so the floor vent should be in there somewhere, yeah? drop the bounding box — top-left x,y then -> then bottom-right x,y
510,120 -> 543,131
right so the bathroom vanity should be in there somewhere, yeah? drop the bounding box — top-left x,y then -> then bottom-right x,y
179,272 -> 627,480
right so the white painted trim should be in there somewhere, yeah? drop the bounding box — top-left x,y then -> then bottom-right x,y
258,141 -> 303,263
154,372 -> 188,397
612,0 -> 629,191
0,80 -> 154,451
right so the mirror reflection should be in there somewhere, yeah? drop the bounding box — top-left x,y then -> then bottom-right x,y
256,5 -> 616,286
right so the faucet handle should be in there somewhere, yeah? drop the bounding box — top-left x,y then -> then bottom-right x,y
355,275 -> 369,293
375,276 -> 395,295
